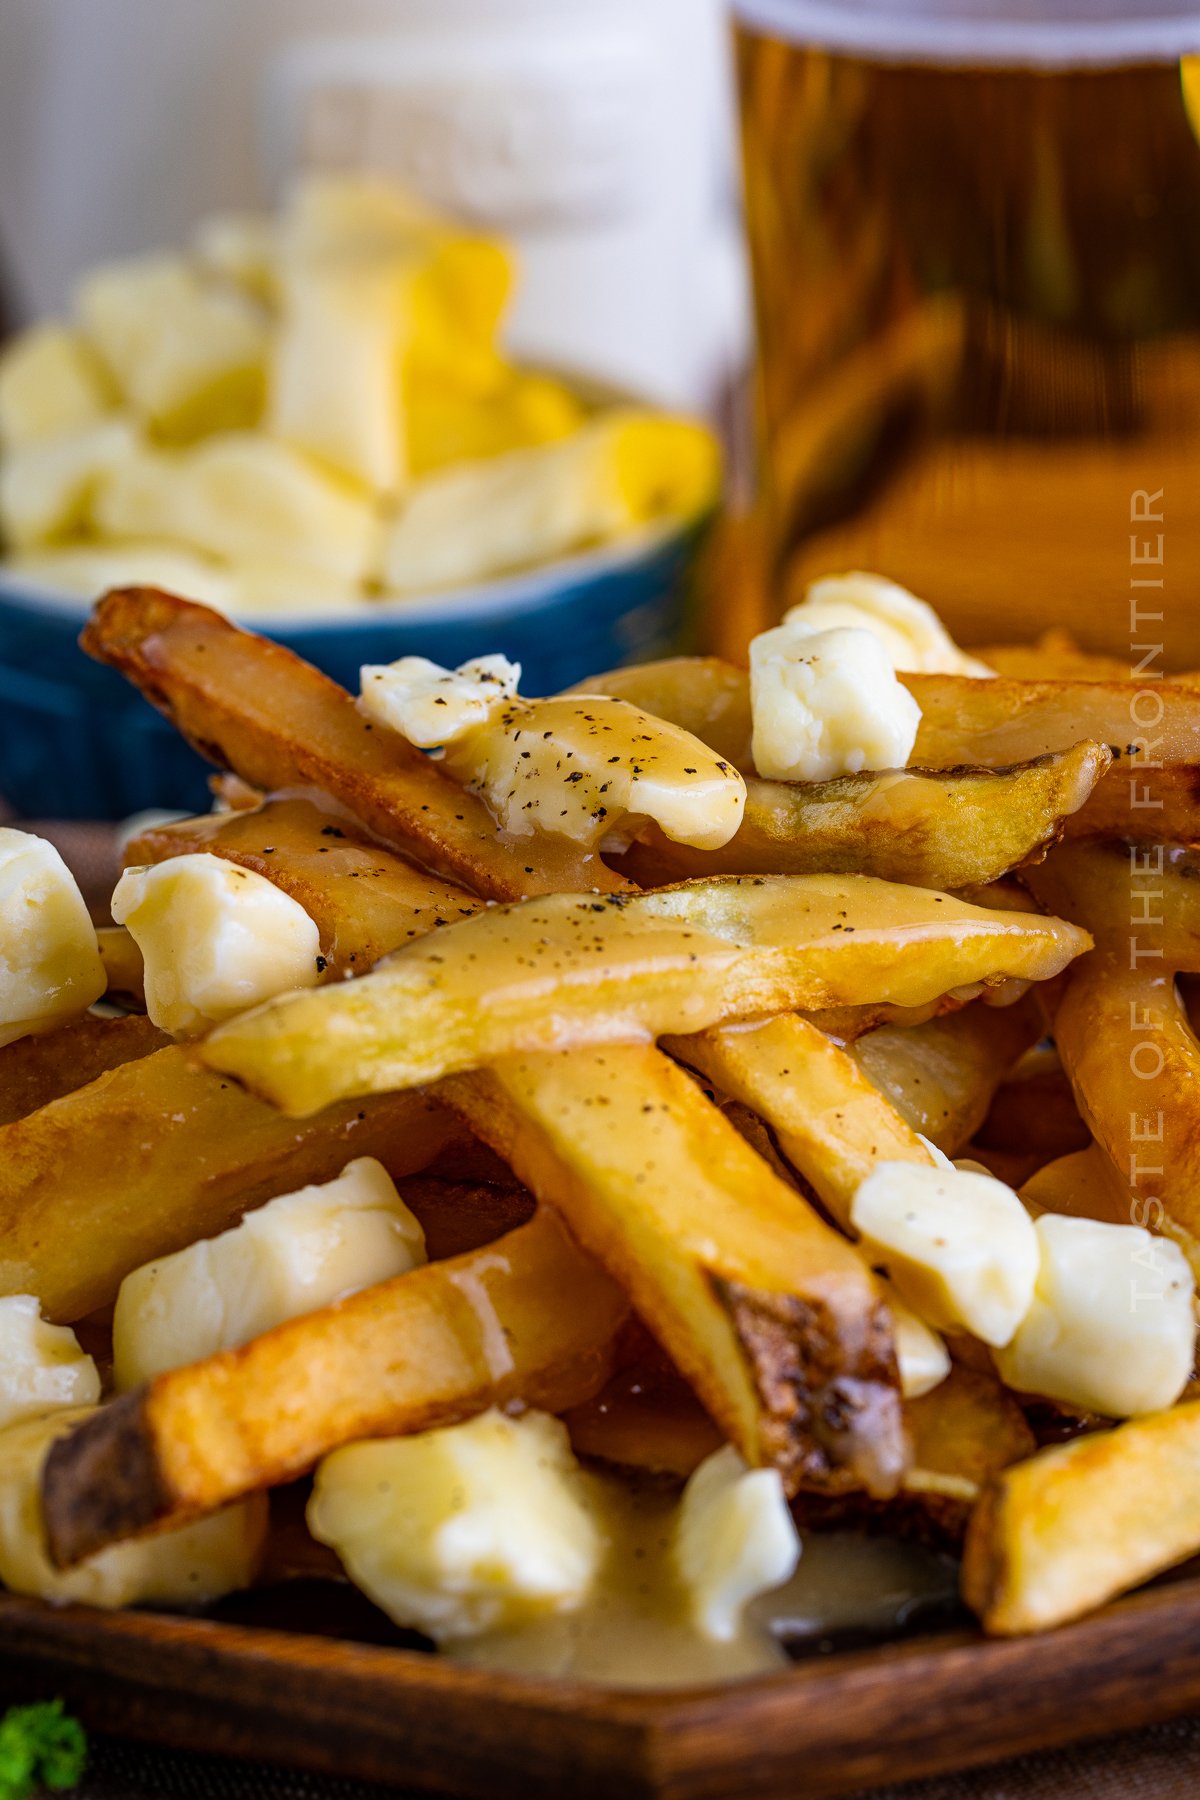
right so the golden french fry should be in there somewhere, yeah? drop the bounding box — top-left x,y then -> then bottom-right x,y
962,1402 -> 1200,1634
573,656 -> 753,768
40,1206 -> 627,1566
128,795 -> 483,976
1021,845 -> 1200,1254
848,998 -> 1043,1156
629,744 -> 1110,890
1025,838 -> 1200,971
576,656 -> 1196,834
0,1049 -> 453,1321
96,926 -> 146,1001
976,1049 -> 1091,1164
442,1043 -> 908,1500
200,875 -> 1089,1116
0,1013 -> 166,1128
666,1013 -> 932,1231
82,588 -> 625,901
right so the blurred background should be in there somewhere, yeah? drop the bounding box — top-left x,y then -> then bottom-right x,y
3,0 -> 1200,819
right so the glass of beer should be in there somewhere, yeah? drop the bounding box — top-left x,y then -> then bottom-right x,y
734,0 -> 1200,662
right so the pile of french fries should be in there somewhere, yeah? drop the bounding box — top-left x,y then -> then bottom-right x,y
4,580 -> 1200,1654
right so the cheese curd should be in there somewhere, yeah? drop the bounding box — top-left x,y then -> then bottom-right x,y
0,1406 -> 266,1610
308,1409 -> 602,1643
113,1158 -> 425,1391
851,1161 -> 1039,1348
0,829 -> 105,1049
995,1215 -> 1195,1418
0,416 -> 136,550
0,323 -> 114,448
111,854 -> 321,1037
362,660 -> 747,852
673,1446 -> 801,1641
784,573 -> 994,678
749,624 -> 922,782
360,654 -> 521,748
883,1284 -> 952,1399
0,1297 -> 100,1429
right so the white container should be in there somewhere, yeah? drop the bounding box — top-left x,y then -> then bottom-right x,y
0,0 -> 748,412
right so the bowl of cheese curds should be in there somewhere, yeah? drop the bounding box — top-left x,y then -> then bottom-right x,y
0,176 -> 719,818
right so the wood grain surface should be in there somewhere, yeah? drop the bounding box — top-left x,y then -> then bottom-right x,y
4,1575 -> 1200,1799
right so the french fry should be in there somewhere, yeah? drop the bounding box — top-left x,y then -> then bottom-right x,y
627,745 -> 1110,890
847,997 -> 1043,1155
200,875 -> 1089,1116
666,1014 -> 932,1231
0,1014 -> 166,1127
1021,844 -> 1200,1253
82,588 -> 625,901
40,1206 -> 627,1566
577,656 -> 1198,836
96,925 -> 146,1001
442,1043 -> 909,1499
128,795 -> 483,976
976,1049 -> 1091,1164
792,1366 -> 1037,1551
575,656 -> 753,768
1025,838 -> 1200,970
962,1402 -> 1200,1634
0,1049 -> 454,1321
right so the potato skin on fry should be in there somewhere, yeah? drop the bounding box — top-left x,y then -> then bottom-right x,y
443,1044 -> 909,1500
632,744 -> 1110,891
82,588 -> 626,900
962,1402 -> 1200,1634
0,1013 -> 167,1127
0,1049 -> 454,1321
41,1207 -> 626,1567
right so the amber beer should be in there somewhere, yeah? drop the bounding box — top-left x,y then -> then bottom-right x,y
734,1 -> 1200,660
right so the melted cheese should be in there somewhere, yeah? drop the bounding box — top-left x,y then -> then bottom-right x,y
361,658 -> 746,852
0,1407 -> 266,1610
851,1161 -> 1039,1348
0,828 -> 105,1048
749,624 -> 921,782
995,1215 -> 1195,1417
785,573 -> 994,677
113,1157 -> 426,1391
111,853 -> 321,1037
0,1297 -> 100,1429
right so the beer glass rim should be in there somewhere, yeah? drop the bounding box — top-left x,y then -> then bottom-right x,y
733,0 -> 1200,67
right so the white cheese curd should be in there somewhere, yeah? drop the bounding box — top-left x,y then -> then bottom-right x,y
111,853 -> 321,1037
362,661 -> 746,852
673,1446 -> 801,1642
881,1284 -> 952,1399
851,1161 -> 1040,1348
784,573 -> 994,677
308,1409 -> 602,1643
359,654 -> 521,748
0,1407 -> 266,1610
113,1157 -> 426,1392
749,624 -> 922,782
995,1214 -> 1195,1418
0,829 -> 105,1049
0,1297 -> 100,1429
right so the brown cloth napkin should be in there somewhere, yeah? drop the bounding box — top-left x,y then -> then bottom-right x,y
68,1713 -> 1200,1799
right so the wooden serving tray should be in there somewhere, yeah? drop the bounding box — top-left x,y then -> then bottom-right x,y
4,1577 -> 1200,1797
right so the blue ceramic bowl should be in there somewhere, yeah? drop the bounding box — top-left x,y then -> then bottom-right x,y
0,517 -> 708,819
